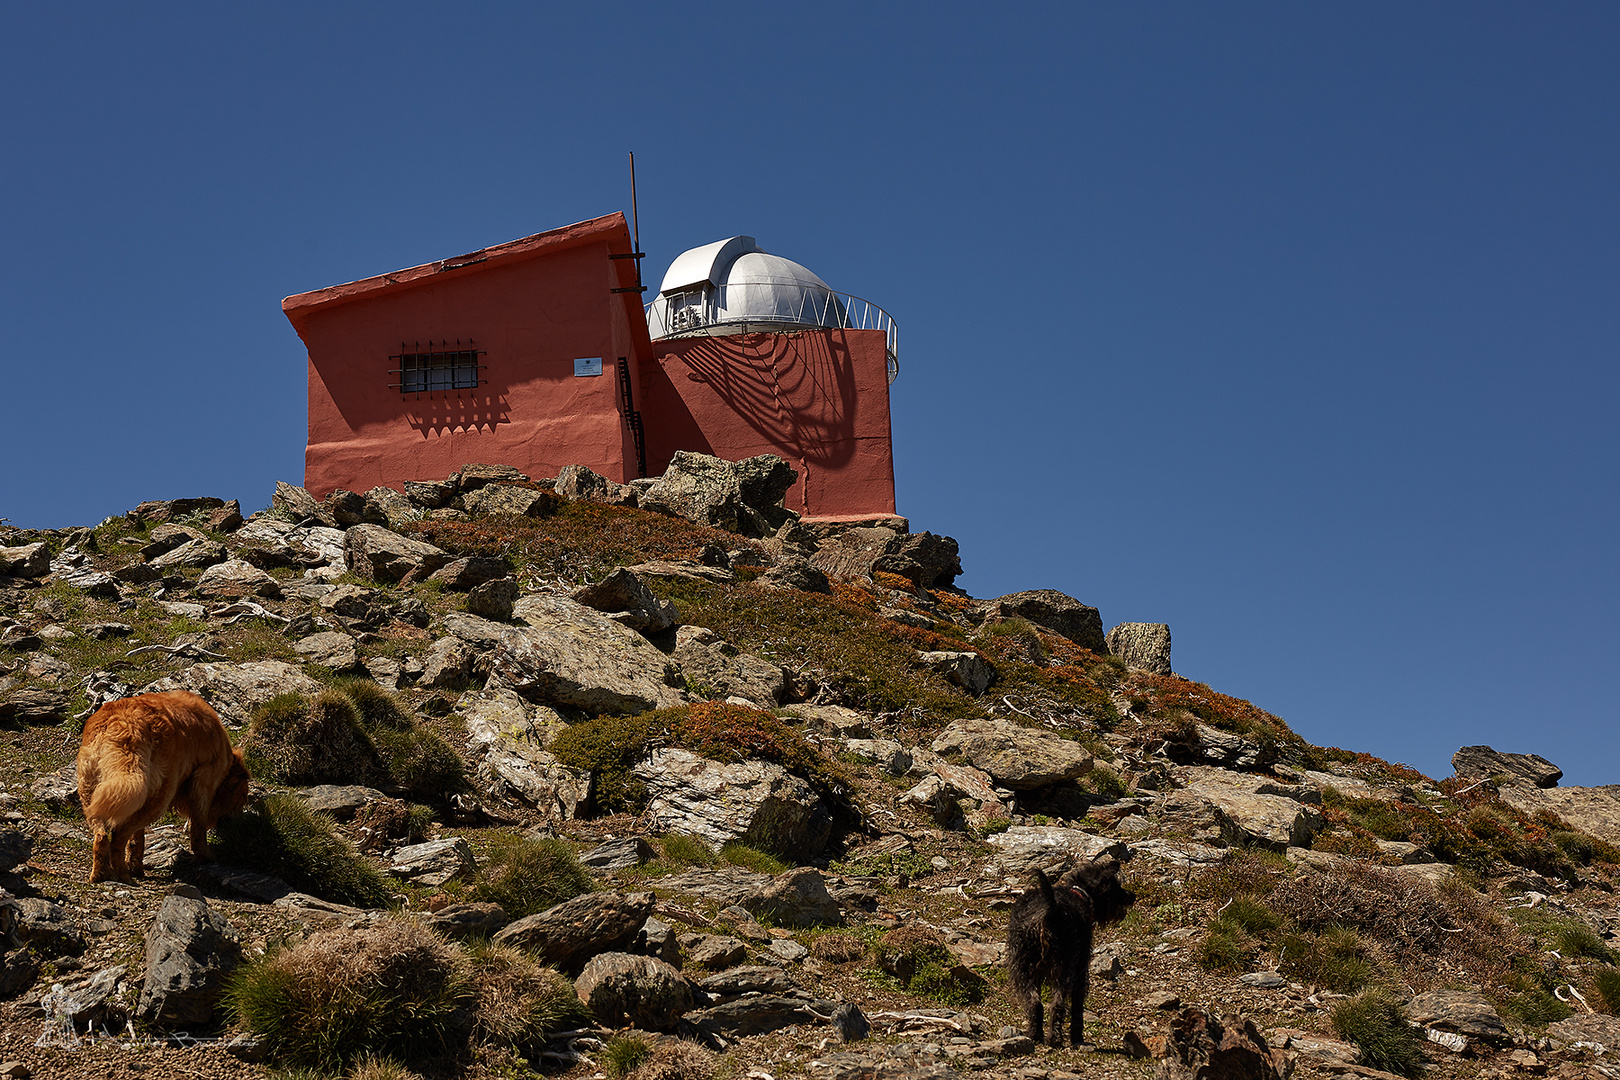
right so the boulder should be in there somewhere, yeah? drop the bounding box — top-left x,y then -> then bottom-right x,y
697,965 -> 797,999
0,829 -> 34,874
461,484 -> 556,518
272,481 -> 332,525
977,589 -> 1103,652
571,568 -> 677,635
491,891 -> 656,974
1148,1009 -> 1290,1080
634,748 -> 832,856
983,826 -> 1128,875
135,889 -> 242,1029
421,637 -> 477,689
930,718 -> 1093,790
742,869 -> 843,928
422,903 -> 510,942
758,558 -> 832,594
632,916 -> 682,966
1452,746 -> 1563,788
679,933 -> 748,970
488,596 -> 684,715
294,631 -> 360,672
342,524 -> 451,584
1405,988 -> 1511,1047
149,537 -> 228,571
0,689 -> 71,725
581,838 -> 657,870
363,486 -> 423,529
144,661 -> 322,725
671,627 -> 788,708
917,651 -> 996,696
574,952 -> 693,1031
28,765 -> 80,810
640,451 -> 796,537
871,532 -> 961,589
49,548 -> 120,596
425,557 -> 510,590
1166,722 -> 1275,771
808,526 -> 903,581
1547,1013 -> 1620,1051
1179,784 -> 1324,852
1105,622 -> 1171,675
389,838 -> 476,886
466,578 -> 519,621
15,898 -> 86,957
0,544 -> 50,578
404,479 -> 457,509
687,994 -> 848,1040
321,488 -> 378,527
295,785 -> 386,821
453,463 -> 532,490
140,524 -> 206,560
555,464 -> 639,507
131,497 -> 227,524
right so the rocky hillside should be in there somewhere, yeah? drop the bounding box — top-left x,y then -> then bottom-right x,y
3,451 -> 1620,1080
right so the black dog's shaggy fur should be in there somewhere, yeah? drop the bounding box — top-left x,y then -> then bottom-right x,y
1005,855 -> 1136,1046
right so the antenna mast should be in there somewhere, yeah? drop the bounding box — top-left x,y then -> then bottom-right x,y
610,152 -> 647,294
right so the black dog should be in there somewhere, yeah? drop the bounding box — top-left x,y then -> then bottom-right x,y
1005,855 -> 1135,1047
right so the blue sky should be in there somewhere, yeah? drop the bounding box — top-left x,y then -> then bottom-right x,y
3,4 -> 1615,784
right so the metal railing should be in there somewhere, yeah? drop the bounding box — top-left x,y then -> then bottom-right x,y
648,284 -> 898,383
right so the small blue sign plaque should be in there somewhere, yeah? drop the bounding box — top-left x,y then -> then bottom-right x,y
574,357 -> 604,377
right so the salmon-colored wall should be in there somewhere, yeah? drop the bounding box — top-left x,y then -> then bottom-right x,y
286,217 -> 645,497
642,329 -> 897,519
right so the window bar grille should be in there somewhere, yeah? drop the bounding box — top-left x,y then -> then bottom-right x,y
388,339 -> 487,398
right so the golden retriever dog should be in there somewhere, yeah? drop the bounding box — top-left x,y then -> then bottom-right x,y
76,690 -> 251,884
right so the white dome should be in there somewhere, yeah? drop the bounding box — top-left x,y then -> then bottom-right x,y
648,237 -> 844,339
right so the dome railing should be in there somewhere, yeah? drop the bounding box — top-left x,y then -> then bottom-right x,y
648,284 -> 899,384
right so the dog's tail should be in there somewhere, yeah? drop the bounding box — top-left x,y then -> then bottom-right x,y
1034,867 -> 1056,908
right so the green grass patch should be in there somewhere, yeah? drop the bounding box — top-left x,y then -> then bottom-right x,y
1331,990 -> 1427,1078
213,794 -> 394,908
602,1035 -> 651,1079
468,833 -> 594,918
721,841 -> 790,875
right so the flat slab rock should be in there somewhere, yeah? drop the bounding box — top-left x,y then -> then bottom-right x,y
488,595 -> 685,715
930,718 -> 1093,789
983,826 -> 1127,874
491,891 -> 655,973
634,747 -> 832,856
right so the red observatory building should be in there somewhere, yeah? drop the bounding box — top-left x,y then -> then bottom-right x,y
282,213 -> 899,520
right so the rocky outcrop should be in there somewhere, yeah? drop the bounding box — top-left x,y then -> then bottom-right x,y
918,651 -> 995,696
983,826 -> 1127,874
1105,622 -> 1171,674
1165,722 -> 1275,772
491,891 -> 655,973
135,888 -> 241,1029
1452,745 -> 1563,788
571,568 -> 677,635
462,690 -> 591,821
460,484 -> 556,518
574,952 -> 692,1031
634,748 -> 832,856
488,596 -> 684,715
741,869 -> 844,928
342,524 -> 451,584
555,464 -> 639,506
930,718 -> 1093,789
977,589 -> 1104,651
671,627 -> 788,708
0,543 -> 50,578
639,451 -> 797,538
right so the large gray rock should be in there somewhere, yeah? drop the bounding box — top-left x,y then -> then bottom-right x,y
50,547 -> 120,595
808,526 -> 902,581
195,559 -> 282,600
294,631 -> 360,672
1180,785 -> 1324,852
1405,988 -> 1511,1046
461,484 -> 557,518
343,523 -> 451,584
671,627 -> 788,708
758,558 -> 832,594
983,826 -> 1128,875
634,748 -> 832,856
488,596 -> 684,715
641,451 -> 797,538
0,689 -> 71,725
131,497 -> 227,524
0,543 -> 50,578
1105,622 -> 1171,675
425,557 -> 510,590
688,994 -> 848,1039
571,568 -> 677,635
742,869 -> 843,928
144,660 -> 322,726
871,532 -> 961,589
466,577 -> 519,621
421,902 -> 510,942
389,838 -> 476,886
149,537 -> 227,570
1547,1013 -> 1620,1051
930,718 -> 1093,790
1166,722 -> 1275,771
140,523 -> 206,560
491,891 -> 656,973
453,463 -> 532,491
978,589 -> 1104,652
1452,746 -> 1563,788
574,952 -> 693,1031
136,890 -> 242,1029
272,481 -> 333,526
556,464 -> 639,507
917,651 -> 995,696
463,692 -> 591,822
15,898 -> 86,957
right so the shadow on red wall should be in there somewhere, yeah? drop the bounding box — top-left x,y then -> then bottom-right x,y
404,384 -> 512,438
645,329 -> 861,472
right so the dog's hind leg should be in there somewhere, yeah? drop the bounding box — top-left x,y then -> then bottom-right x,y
1047,981 -> 1068,1048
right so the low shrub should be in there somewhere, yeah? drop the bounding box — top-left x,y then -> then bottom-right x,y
635,1040 -> 719,1080
810,931 -> 868,964
225,918 -> 469,1072
469,834 -> 594,918
348,1056 -> 423,1080
1198,918 -> 1256,973
1593,967 -> 1620,1015
243,685 -> 468,800
464,940 -> 591,1048
603,1035 -> 651,1079
1279,927 -> 1373,992
1552,830 -> 1620,867
658,833 -> 720,868
1331,990 -> 1427,1077
213,794 -> 393,908
1186,849 -> 1288,901
872,925 -> 985,1006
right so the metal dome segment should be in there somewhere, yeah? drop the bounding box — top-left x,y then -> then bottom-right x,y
648,237 -> 899,383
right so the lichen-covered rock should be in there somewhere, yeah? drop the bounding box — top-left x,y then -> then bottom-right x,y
976,589 -> 1103,651
1105,622 -> 1171,674
672,627 -> 788,708
294,631 -> 360,672
634,748 -> 832,856
196,559 -> 283,600
488,596 -> 684,715
1452,745 -> 1563,788
640,451 -> 797,538
461,484 -> 557,518
983,826 -> 1128,875
572,568 -> 677,635
930,718 -> 1092,789
491,891 -> 656,973
342,523 -> 451,584
135,889 -> 241,1029
574,952 -> 693,1031
0,543 -> 50,578
556,464 -> 639,506
742,868 -> 843,928
871,531 -> 961,589
918,651 -> 996,696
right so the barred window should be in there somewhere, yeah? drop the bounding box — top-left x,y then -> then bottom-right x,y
390,341 -> 485,395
